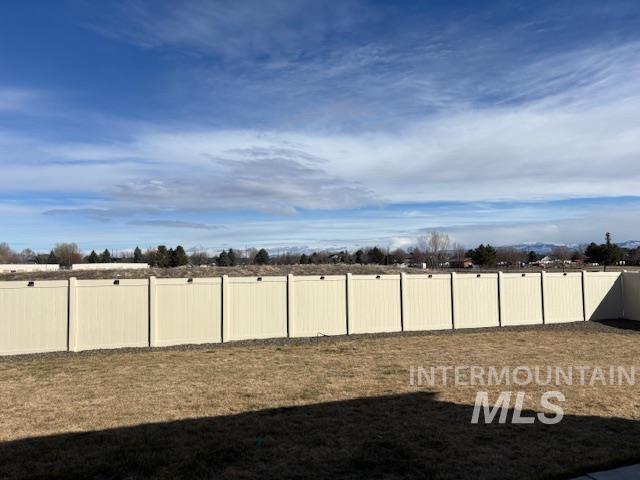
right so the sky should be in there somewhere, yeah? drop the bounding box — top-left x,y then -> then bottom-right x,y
1,0 -> 640,253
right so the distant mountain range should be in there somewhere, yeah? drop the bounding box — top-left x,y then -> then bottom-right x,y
182,241 -> 640,257
508,241 -> 640,254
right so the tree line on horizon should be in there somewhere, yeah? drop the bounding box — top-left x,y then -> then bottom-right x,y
0,232 -> 635,269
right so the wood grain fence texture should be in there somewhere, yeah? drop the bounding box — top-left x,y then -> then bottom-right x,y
0,271 -> 634,355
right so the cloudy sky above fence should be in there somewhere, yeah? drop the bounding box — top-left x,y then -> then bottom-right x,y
2,0 -> 640,252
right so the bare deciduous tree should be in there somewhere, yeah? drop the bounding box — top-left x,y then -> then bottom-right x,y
0,243 -> 18,263
452,242 -> 466,262
53,242 -> 82,268
551,245 -> 572,262
496,247 -> 527,266
424,231 -> 450,268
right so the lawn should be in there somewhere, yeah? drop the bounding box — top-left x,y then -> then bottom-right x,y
1,321 -> 639,479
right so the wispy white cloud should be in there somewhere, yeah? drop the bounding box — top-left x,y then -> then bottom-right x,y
3,2 -> 640,250
3,40 -> 640,221
0,88 -> 41,113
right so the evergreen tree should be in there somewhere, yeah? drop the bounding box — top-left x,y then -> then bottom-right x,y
173,245 -> 189,266
367,246 -> 386,264
156,245 -> 170,268
217,250 -> 231,266
310,252 -> 322,264
133,246 -> 143,263
47,250 -> 58,264
99,249 -> 112,263
585,234 -> 622,266
254,248 -> 270,265
144,248 -> 158,267
354,249 -> 365,264
228,248 -> 237,266
467,244 -> 497,266
299,253 -> 309,264
527,251 -> 538,263
87,250 -> 99,263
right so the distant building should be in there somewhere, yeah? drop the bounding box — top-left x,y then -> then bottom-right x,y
449,258 -> 474,268
537,256 -> 553,265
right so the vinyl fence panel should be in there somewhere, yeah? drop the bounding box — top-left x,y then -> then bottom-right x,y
151,277 -> 222,347
452,273 -> 500,329
499,273 -> 544,326
347,274 -> 401,334
542,272 -> 584,324
223,276 -> 287,341
402,274 -> 453,331
623,272 -> 640,321
0,280 -> 68,355
583,272 -> 623,321
70,278 -> 149,352
289,275 -> 347,338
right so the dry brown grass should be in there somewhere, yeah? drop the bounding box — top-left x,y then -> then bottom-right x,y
2,264 -> 637,281
1,321 -> 640,479
0,264 -> 403,281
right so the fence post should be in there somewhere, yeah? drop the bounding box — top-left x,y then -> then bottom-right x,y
68,277 -> 78,352
221,275 -> 229,343
400,272 -> 406,332
497,271 -> 504,327
621,270 -> 626,319
346,273 -> 352,335
149,276 -> 157,347
581,270 -> 587,321
287,274 -> 294,338
541,271 -> 547,325
450,272 -> 457,329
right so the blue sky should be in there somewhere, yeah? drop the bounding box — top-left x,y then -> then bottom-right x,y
1,0 -> 640,253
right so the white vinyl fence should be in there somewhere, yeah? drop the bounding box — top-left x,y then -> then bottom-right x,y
401,273 -> 452,331
623,272 -> 640,321
69,279 -> 149,352
347,274 -> 401,334
151,277 -> 222,347
222,276 -> 287,341
583,272 -> 623,321
288,274 -> 347,338
0,271 -> 637,356
0,280 -> 68,355
71,263 -> 149,271
499,273 -> 544,326
0,264 -> 59,273
452,273 -> 500,329
542,272 -> 584,324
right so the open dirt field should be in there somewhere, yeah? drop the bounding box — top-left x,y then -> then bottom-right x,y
1,321 -> 639,479
1,263 -> 636,281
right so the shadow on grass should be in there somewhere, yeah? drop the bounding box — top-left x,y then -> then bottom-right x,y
1,392 -> 639,480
